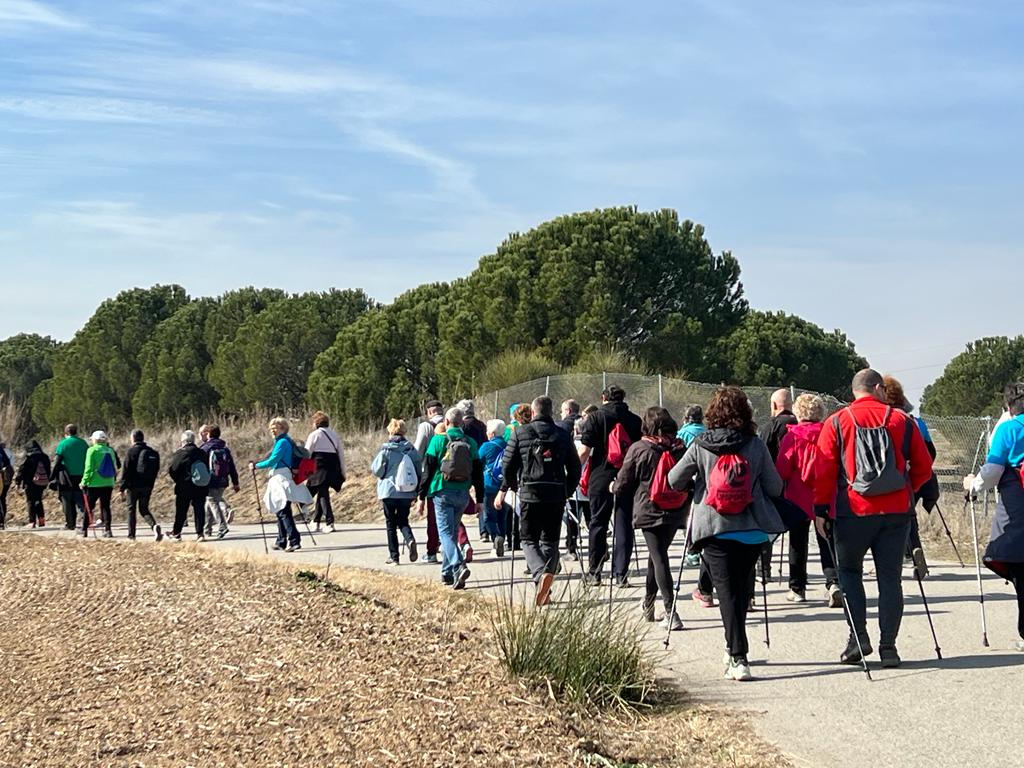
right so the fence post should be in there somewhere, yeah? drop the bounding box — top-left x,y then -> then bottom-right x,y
545,376 -> 550,396
494,391 -> 499,421
602,371 -> 607,390
658,374 -> 664,407
790,384 -> 796,403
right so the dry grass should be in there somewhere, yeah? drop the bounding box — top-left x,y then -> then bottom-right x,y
0,535 -> 793,768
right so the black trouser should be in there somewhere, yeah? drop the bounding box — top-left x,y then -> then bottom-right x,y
834,513 -> 911,647
642,524 -> 678,611
702,538 -> 764,659
126,488 -> 157,538
59,480 -> 85,529
520,500 -> 564,580
759,540 -> 773,579
787,519 -> 837,592
587,484 -> 635,579
504,500 -> 520,550
566,499 -> 588,553
908,511 -> 923,552
309,482 -> 334,526
382,498 -> 415,560
84,487 -> 113,533
697,556 -> 714,597
25,484 -> 45,525
173,488 -> 207,537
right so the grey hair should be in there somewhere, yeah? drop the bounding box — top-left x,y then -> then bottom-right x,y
486,419 -> 506,437
181,430 -> 197,445
445,407 -> 464,427
531,395 -> 554,419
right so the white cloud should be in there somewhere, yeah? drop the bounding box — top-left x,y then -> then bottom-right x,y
0,0 -> 82,30
0,96 -> 224,124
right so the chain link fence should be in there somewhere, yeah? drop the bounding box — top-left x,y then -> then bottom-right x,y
473,373 -> 998,555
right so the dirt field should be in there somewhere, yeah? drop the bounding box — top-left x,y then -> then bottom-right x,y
0,535 -> 791,768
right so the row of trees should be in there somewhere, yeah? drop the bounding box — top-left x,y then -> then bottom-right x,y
2,207 -> 871,434
921,337 -> 1024,416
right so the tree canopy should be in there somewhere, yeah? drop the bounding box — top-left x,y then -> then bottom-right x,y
0,333 -> 59,404
921,337 -> 1024,416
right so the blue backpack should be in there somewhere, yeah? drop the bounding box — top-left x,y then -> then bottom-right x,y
486,445 -> 504,489
97,451 -> 117,479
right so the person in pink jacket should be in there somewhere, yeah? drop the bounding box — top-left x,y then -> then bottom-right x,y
775,394 -> 840,608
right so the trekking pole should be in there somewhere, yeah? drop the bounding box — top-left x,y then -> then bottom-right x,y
295,499 -> 317,546
761,557 -> 770,649
509,494 -> 519,606
777,532 -> 785,585
907,543 -> 942,659
608,502 -> 617,620
249,466 -> 269,555
825,524 -> 872,681
663,510 -> 695,649
966,492 -> 990,647
931,502 -> 964,567
82,488 -> 97,539
633,540 -> 641,579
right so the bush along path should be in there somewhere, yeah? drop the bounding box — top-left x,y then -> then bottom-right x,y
23,520 -> 1024,768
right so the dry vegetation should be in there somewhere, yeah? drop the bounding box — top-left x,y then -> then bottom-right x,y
0,535 -> 792,768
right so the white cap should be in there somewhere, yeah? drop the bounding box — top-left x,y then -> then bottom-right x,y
91,430 -> 108,443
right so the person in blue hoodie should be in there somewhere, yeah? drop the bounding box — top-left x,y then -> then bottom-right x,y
478,419 -> 508,556
370,419 -> 422,565
677,405 -> 706,447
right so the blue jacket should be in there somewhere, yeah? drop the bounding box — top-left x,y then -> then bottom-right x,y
255,434 -> 293,471
677,422 -> 706,447
479,436 -> 507,494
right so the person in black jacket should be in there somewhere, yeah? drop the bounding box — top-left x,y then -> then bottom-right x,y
16,441 -> 51,527
119,430 -> 163,541
168,430 -> 209,542
579,385 -> 643,587
756,388 -> 798,579
615,407 -> 688,630
502,396 -> 581,606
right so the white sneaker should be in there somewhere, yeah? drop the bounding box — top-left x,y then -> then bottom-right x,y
1013,639 -> 1024,652
314,524 -> 323,533
327,524 -> 337,533
659,611 -> 683,631
724,658 -> 752,681
786,589 -> 806,603
827,584 -> 842,608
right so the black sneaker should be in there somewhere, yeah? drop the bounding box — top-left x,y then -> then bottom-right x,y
272,543 -> 285,551
840,634 -> 873,664
453,565 -> 471,590
442,575 -> 454,586
614,576 -> 631,589
879,646 -> 902,668
407,540 -> 418,563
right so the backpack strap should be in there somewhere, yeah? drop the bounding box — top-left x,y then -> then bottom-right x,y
901,414 -> 915,473
833,412 -> 848,484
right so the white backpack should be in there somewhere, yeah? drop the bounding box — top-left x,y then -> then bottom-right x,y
395,453 -> 419,493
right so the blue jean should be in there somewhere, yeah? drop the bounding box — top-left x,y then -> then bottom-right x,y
275,503 -> 301,548
482,490 -> 506,538
434,490 -> 470,579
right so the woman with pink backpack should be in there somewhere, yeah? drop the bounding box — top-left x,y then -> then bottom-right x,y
775,394 -> 840,607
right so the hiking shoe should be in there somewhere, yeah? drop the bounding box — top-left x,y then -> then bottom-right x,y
286,544 -> 301,553
684,552 -> 701,568
786,589 -> 806,603
724,657 -> 752,681
911,547 -> 929,579
493,535 -> 505,558
879,646 -> 901,668
692,588 -> 714,608
660,611 -> 684,632
461,543 -> 474,564
385,557 -> 399,566
453,565 -> 471,590
640,596 -> 656,622
827,584 -> 842,608
425,553 -> 439,564
153,525 -> 163,543
536,573 -> 555,607
840,635 -> 873,664
583,572 -> 602,588
407,540 -> 418,563
614,576 -> 631,589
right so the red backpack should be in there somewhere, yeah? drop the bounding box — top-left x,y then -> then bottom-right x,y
607,423 -> 632,469
705,453 -> 753,515
649,448 -> 688,510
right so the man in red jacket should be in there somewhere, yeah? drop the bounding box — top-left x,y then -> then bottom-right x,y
814,368 -> 933,668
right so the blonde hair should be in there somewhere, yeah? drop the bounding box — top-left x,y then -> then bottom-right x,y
793,393 -> 826,424
268,417 -> 290,434
387,418 -> 406,436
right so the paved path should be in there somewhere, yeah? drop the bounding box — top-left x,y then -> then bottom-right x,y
30,521 -> 1023,768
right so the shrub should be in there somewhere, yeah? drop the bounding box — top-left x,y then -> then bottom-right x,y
490,588 -> 656,711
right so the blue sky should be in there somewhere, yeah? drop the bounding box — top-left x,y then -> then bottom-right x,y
1,0 -> 1022,404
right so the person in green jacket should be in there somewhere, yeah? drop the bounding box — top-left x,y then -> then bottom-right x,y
81,431 -> 120,538
52,424 -> 88,530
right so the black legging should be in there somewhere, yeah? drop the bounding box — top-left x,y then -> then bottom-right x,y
309,483 -> 334,526
84,486 -> 113,533
642,524 -> 679,611
702,538 -> 763,659
25,484 -> 45,525
1008,563 -> 1024,640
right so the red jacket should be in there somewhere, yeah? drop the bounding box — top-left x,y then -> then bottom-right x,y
814,396 -> 933,516
776,421 -> 835,520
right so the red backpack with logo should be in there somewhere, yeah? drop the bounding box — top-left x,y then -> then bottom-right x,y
607,423 -> 632,469
649,447 -> 688,510
705,453 -> 753,515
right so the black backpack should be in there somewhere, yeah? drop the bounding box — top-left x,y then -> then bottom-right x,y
136,446 -> 160,486
521,425 -> 567,490
440,437 -> 473,483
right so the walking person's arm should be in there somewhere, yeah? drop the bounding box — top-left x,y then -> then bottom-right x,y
667,444 -> 699,491
564,433 -> 582,495
613,444 -> 640,500
227,448 -> 240,492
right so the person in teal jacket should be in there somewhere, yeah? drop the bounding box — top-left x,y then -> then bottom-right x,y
81,431 -> 120,538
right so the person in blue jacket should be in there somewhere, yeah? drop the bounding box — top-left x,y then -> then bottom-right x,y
249,417 -> 307,552
478,419 -> 507,556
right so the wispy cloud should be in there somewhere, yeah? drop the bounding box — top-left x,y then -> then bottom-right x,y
0,0 -> 83,30
0,96 -> 224,124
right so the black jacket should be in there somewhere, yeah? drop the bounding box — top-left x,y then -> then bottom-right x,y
121,442 -> 159,492
579,401 -> 643,487
462,417 -> 488,449
759,411 -> 798,462
501,416 -> 581,504
168,444 -> 209,493
615,437 -> 688,529
556,413 -> 582,436
16,443 -> 51,489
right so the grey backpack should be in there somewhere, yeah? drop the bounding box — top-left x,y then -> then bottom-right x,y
834,406 -> 913,497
